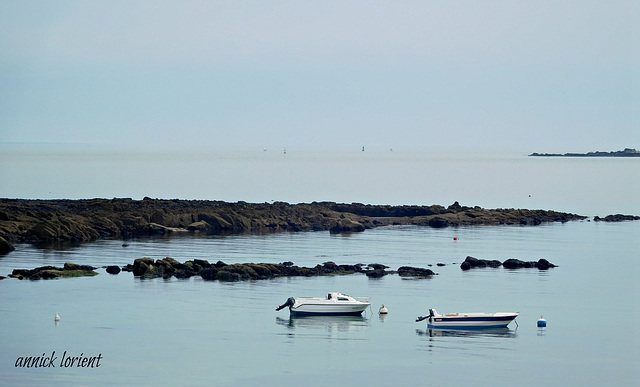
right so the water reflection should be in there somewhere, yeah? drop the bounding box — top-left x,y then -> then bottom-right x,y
276,315 -> 369,333
416,327 -> 517,338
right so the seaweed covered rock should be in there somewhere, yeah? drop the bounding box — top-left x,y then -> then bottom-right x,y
8,263 -> 98,280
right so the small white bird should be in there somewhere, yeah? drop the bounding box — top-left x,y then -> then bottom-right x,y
54,313 -> 60,322
379,305 -> 388,314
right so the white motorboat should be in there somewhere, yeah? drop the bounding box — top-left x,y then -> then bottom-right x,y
416,308 -> 519,329
276,292 -> 371,316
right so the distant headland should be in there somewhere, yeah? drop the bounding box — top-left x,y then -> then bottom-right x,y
529,148 -> 639,157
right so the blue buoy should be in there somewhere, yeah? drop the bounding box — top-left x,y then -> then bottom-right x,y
537,315 -> 547,328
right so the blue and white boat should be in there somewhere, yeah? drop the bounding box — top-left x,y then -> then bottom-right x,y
416,308 -> 518,329
276,292 -> 371,316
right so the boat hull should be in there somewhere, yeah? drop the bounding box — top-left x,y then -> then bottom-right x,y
290,303 -> 369,317
426,312 -> 518,329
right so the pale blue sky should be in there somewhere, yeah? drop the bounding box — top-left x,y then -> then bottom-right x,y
1,0 -> 638,152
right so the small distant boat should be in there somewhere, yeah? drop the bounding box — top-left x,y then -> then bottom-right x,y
276,292 -> 371,316
416,308 -> 518,329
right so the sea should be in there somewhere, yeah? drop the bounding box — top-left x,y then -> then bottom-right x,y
0,147 -> 638,386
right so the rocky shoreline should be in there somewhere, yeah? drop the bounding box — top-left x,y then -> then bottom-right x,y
0,198 -> 591,254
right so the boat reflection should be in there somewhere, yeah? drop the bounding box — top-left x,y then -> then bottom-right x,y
416,327 -> 517,338
276,315 -> 369,333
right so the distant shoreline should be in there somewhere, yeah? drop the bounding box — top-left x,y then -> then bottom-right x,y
529,148 -> 639,157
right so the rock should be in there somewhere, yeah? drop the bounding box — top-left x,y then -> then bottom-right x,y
200,267 -> 219,280
106,265 -> 121,274
133,257 -> 155,276
338,264 -> 363,272
397,266 -> 435,278
330,219 -> 366,233
502,258 -> 556,270
502,258 -> 526,269
216,270 -> 242,282
594,214 -> 640,222
28,221 -> 60,241
366,269 -> 388,278
155,258 -> 175,271
162,257 -> 181,266
536,259 -> 556,270
64,262 -> 81,271
187,220 -> 211,232
520,217 -> 542,225
0,236 -> 15,255
246,263 -> 277,279
8,264 -> 97,280
193,259 -> 210,270
428,217 -> 449,228
174,269 -> 197,279
460,256 -> 502,270
322,261 -> 339,272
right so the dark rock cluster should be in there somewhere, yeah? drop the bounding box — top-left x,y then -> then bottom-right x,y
460,256 -> 556,271
594,214 -> 640,222
9,262 -> 98,280
397,266 -> 436,278
123,258 -> 392,281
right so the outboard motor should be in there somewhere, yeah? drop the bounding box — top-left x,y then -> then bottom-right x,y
416,308 -> 437,323
428,309 -> 436,323
276,297 -> 295,311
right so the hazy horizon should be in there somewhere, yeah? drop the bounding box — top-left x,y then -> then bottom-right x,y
2,1 -> 638,153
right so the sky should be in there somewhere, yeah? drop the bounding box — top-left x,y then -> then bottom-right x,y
1,0 -> 638,152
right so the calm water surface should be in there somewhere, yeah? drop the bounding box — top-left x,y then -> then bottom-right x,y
1,149 -> 638,385
1,221 -> 638,386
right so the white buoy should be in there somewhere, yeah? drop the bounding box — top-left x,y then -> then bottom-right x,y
537,315 -> 547,328
54,313 -> 60,322
379,305 -> 388,314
